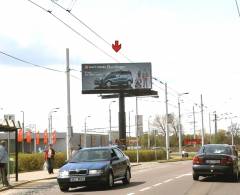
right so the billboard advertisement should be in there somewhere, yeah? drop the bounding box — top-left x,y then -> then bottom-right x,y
82,63 -> 152,94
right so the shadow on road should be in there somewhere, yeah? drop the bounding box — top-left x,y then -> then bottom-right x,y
68,181 -> 146,193
199,176 -> 239,183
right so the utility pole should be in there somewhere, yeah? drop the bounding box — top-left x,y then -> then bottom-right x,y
200,94 -> 204,146
178,97 -> 182,156
214,111 -> 217,135
136,97 -> 139,164
193,105 -> 196,147
109,101 -> 115,145
165,83 -> 170,160
21,111 -> 25,153
66,48 -> 73,160
231,119 -> 234,145
209,113 -> 212,144
148,116 -> 152,149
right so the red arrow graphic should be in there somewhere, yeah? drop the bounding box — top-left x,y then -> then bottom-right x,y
112,40 -> 121,52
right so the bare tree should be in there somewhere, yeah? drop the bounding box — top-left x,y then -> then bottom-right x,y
152,113 -> 180,137
152,115 -> 166,136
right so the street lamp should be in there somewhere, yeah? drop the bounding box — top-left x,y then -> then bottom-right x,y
48,108 -> 59,144
178,92 -> 189,157
84,116 -> 91,147
109,101 -> 116,145
148,115 -> 152,149
20,110 -> 25,153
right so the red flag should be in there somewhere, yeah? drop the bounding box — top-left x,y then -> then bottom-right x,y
36,131 -> 40,145
52,130 -> 57,144
18,129 -> 23,142
26,130 -> 31,143
43,129 -> 48,145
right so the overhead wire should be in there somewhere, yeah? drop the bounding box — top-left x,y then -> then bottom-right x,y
0,50 -> 63,73
50,0 -> 133,62
27,0 -> 119,63
0,49 -> 82,80
235,0 -> 240,17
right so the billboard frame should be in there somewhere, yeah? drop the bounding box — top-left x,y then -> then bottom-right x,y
82,62 -> 152,94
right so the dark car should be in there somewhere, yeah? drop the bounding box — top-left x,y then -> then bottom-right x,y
94,70 -> 133,88
192,144 -> 239,182
57,146 -> 131,192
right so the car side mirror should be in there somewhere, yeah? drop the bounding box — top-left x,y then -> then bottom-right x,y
64,160 -> 68,165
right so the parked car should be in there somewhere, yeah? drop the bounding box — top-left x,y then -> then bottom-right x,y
94,70 -> 133,88
57,146 -> 131,192
192,144 -> 239,182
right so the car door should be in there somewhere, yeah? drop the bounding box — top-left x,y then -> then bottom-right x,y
110,149 -> 121,178
113,148 -> 127,177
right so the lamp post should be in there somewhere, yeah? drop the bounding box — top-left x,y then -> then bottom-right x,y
48,108 -> 59,144
84,116 -> 91,147
178,92 -> 189,157
148,116 -> 152,149
20,111 -> 25,153
128,110 -> 133,148
109,101 -> 116,145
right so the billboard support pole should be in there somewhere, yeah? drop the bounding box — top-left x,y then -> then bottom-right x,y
118,92 -> 126,149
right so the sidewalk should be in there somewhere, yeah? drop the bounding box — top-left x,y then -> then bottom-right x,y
0,169 -> 59,192
0,163 -> 141,192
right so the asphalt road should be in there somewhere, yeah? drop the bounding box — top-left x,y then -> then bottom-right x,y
3,161 -> 240,195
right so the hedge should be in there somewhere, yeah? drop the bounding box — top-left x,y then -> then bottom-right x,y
124,149 -> 166,162
10,152 -> 67,172
10,149 -> 167,172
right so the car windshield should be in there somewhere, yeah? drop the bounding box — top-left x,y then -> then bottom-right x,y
69,149 -> 111,162
200,145 -> 232,155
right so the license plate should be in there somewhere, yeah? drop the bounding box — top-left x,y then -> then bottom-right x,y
206,160 -> 220,164
70,177 -> 85,182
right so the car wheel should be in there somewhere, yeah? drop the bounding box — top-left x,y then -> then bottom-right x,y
193,173 -> 199,181
232,170 -> 239,182
106,171 -> 114,188
59,185 -> 69,192
122,168 -> 131,184
106,81 -> 111,88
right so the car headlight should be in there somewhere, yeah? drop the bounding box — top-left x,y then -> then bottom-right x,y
58,170 -> 69,178
88,169 -> 104,175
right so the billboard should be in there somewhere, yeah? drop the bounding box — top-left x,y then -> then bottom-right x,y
82,63 -> 152,94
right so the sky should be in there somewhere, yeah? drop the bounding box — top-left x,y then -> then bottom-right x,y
1,0 -> 240,137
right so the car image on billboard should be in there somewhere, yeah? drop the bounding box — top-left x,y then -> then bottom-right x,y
94,70 -> 133,89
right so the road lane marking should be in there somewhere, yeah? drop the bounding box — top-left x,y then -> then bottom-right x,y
175,173 -> 192,179
152,182 -> 162,187
127,193 -> 135,195
139,187 -> 152,192
175,174 -> 185,179
163,179 -> 173,183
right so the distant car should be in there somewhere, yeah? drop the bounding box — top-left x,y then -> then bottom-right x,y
94,70 -> 133,88
57,146 -> 131,192
192,144 -> 239,182
182,150 -> 189,158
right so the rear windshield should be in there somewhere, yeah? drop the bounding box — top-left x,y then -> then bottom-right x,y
199,145 -> 232,155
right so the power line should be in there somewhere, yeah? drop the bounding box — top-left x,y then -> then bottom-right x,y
27,0 -> 119,62
235,0 -> 240,17
51,0 -> 133,62
0,50 -> 64,73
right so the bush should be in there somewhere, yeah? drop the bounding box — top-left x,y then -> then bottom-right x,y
124,149 -> 166,162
